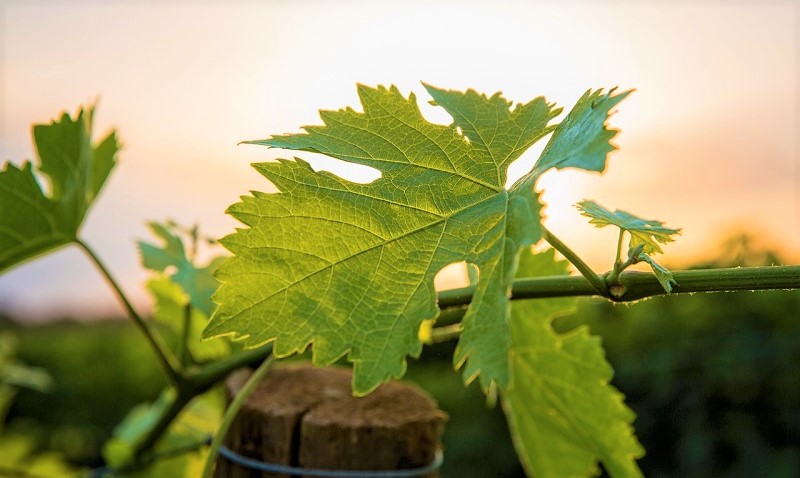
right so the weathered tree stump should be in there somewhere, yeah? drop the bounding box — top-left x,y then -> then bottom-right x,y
215,363 -> 446,478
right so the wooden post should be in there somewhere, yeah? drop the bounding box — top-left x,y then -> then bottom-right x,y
215,363 -> 446,478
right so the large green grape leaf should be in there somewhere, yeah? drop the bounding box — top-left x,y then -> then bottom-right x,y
501,248 -> 644,478
0,105 -> 119,272
205,84 -> 628,394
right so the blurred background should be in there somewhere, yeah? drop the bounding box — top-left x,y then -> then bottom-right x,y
1,0 -> 798,476
0,0 -> 797,318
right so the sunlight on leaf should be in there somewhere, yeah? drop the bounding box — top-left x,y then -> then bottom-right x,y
577,200 -> 681,254
501,247 -> 644,478
206,83 -> 628,394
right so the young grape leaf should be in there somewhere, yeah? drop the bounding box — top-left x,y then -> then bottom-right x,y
0,105 -> 119,272
639,253 -> 677,293
104,389 -> 177,469
501,247 -> 644,478
104,388 -> 223,476
577,200 -> 681,254
138,222 -> 222,317
147,277 -> 229,361
206,84 -> 628,394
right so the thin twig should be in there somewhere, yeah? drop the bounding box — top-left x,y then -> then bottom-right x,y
201,355 -> 275,478
614,229 -> 625,267
179,303 -> 192,368
429,323 -> 463,343
76,238 -> 181,383
541,226 -> 608,296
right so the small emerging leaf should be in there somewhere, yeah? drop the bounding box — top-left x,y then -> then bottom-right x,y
147,277 -> 230,361
103,389 -> 223,476
0,105 -> 119,272
577,200 -> 681,254
103,390 -> 177,469
138,221 -> 222,317
639,253 -> 677,293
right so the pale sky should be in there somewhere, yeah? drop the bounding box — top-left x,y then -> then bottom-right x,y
1,0 -> 798,319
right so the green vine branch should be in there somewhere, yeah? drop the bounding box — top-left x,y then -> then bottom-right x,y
201,355 -> 275,478
76,236 -> 274,464
130,346 -> 274,459
438,265 -> 800,323
77,230 -> 800,469
75,238 -> 181,384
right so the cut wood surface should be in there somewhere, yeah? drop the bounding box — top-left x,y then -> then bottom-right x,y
215,363 -> 446,478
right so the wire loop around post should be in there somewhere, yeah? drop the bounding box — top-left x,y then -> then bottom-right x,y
218,444 -> 443,477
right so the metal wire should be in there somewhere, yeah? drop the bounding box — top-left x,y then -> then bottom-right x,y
218,445 -> 444,477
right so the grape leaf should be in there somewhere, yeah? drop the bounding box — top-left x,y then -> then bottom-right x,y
147,277 -> 229,361
205,84 -> 628,394
577,200 -> 681,254
138,222 -> 222,317
532,88 -> 631,176
104,388 -> 223,476
104,390 -> 177,469
639,253 -> 677,293
501,247 -> 644,478
0,105 -> 119,272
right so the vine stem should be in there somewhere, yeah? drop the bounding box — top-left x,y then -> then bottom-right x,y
429,323 -> 463,343
614,229 -> 625,267
179,303 -> 193,367
540,226 -> 607,296
76,237 -> 274,463
201,355 -> 275,478
75,238 -> 181,383
437,265 -> 800,323
131,346 -> 272,458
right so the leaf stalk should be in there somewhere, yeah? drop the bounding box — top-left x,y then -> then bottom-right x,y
76,238 -> 181,383
201,355 -> 275,478
541,226 -> 608,296
429,323 -> 463,343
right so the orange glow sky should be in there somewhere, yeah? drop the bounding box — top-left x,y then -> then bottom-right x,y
1,1 -> 797,319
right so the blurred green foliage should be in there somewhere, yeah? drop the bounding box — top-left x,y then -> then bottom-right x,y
1,320 -> 167,467
560,289 -> 800,477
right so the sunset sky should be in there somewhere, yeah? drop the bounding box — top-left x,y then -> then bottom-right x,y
1,1 -> 797,319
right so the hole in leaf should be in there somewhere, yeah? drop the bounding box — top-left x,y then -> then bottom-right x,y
434,261 -> 470,291
293,149 -> 381,184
